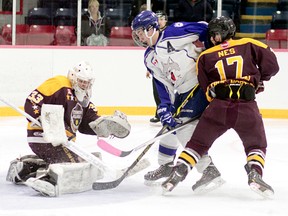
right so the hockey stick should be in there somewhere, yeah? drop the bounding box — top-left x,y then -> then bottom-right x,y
97,119 -> 193,157
97,84 -> 200,157
0,97 -> 149,178
92,85 -> 200,190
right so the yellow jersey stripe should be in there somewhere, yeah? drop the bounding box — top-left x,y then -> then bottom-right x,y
37,75 -> 72,96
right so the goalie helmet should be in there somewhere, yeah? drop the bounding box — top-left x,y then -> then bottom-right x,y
208,16 -> 236,45
68,61 -> 95,107
131,10 -> 159,47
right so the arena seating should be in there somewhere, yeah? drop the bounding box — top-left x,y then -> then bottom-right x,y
26,7 -> 54,25
37,0 -> 64,11
54,25 -> 76,46
1,24 -> 29,42
271,11 -> 288,29
105,7 -> 130,27
1,24 -> 29,45
54,8 -> 77,26
108,26 -> 134,46
26,25 -> 56,45
266,29 -> 288,49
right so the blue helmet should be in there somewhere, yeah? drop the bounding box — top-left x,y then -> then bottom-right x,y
131,10 -> 159,31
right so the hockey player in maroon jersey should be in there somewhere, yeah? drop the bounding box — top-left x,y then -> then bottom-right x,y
162,16 -> 279,198
6,61 -> 131,196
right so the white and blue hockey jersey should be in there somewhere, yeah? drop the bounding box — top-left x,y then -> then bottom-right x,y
144,22 -> 208,105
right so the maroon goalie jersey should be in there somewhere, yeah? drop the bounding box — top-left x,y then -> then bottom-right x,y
24,75 -> 100,139
196,38 -> 279,101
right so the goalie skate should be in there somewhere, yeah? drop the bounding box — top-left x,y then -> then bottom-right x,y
192,162 -> 225,194
245,164 -> 274,198
25,177 -> 58,197
144,161 -> 173,186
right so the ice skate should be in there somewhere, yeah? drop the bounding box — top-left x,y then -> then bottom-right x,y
149,116 -> 161,126
144,161 -> 173,186
24,165 -> 59,197
161,163 -> 188,193
245,164 -> 274,198
25,177 -> 58,197
150,116 -> 160,123
192,162 -> 225,194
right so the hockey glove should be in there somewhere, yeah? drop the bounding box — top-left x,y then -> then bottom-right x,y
256,81 -> 264,94
89,110 -> 131,138
157,104 -> 179,128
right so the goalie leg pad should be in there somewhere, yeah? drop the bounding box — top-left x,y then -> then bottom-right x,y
51,162 -> 104,195
89,110 -> 131,138
25,162 -> 104,197
6,154 -> 47,184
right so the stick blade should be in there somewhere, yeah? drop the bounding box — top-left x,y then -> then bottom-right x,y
97,139 -> 132,157
92,158 -> 150,190
97,139 -> 122,157
92,177 -> 123,190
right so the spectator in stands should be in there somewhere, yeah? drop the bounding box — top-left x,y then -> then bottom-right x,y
175,0 -> 213,23
81,0 -> 110,46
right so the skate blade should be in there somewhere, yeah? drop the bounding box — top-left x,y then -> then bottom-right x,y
161,182 -> 174,194
144,180 -> 163,187
144,176 -> 168,187
193,176 -> 225,194
250,182 -> 274,199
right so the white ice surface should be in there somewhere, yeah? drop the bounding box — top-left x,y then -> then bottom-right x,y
0,116 -> 288,216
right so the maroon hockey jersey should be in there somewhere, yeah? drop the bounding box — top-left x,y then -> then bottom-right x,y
24,75 -> 100,138
196,38 -> 279,101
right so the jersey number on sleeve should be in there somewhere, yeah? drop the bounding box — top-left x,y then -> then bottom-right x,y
27,91 -> 44,104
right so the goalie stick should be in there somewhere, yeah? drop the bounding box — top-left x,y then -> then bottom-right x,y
97,118 -> 194,157
0,97 -> 149,178
92,85 -> 200,190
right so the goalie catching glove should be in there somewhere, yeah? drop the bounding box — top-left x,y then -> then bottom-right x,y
89,110 -> 131,138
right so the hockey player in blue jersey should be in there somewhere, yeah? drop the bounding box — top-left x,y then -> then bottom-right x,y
131,10 -> 225,193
